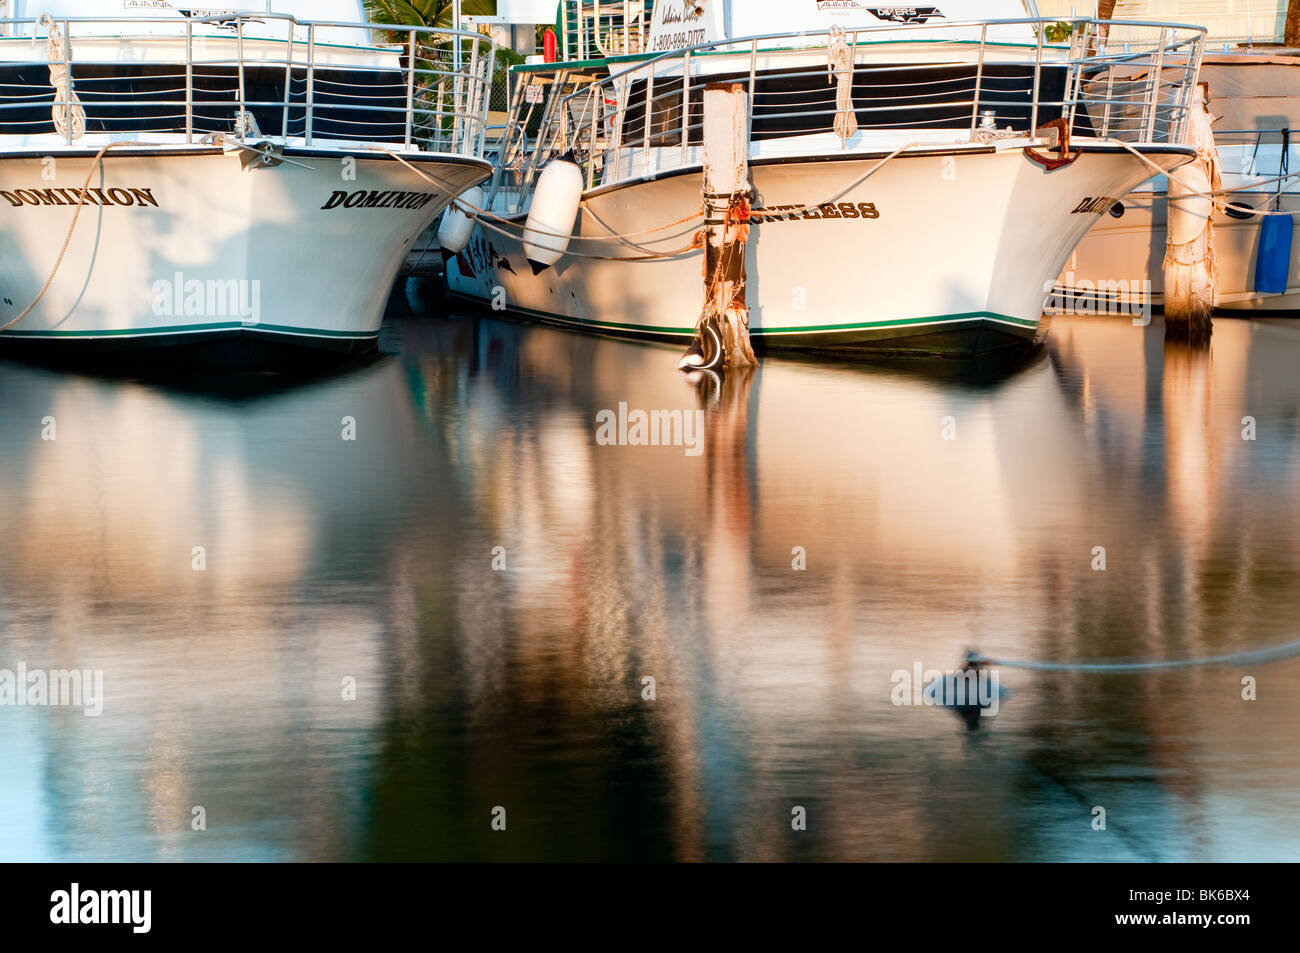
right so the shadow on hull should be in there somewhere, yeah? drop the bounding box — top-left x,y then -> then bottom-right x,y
763,320 -> 1039,358
0,329 -> 385,398
768,338 -> 1047,389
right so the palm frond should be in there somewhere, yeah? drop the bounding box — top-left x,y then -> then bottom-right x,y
363,0 -> 497,29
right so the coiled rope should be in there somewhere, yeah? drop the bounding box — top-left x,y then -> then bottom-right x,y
43,14 -> 86,143
828,25 -> 858,143
1,140 -> 142,333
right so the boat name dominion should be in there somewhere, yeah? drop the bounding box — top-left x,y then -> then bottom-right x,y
321,189 -> 439,211
0,187 -> 440,211
1,187 -> 160,208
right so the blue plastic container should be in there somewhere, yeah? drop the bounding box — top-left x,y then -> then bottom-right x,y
1255,214 -> 1293,295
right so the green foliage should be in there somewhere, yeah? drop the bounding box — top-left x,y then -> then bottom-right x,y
363,1 -> 498,29
364,1 -> 522,117
1043,21 -> 1074,43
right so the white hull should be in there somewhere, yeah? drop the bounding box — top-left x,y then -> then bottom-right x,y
0,145 -> 490,359
448,145 -> 1193,355
1058,188 -> 1300,313
1058,52 -> 1300,315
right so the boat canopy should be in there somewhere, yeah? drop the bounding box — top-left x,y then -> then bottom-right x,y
1200,55 -> 1300,131
646,0 -> 1042,54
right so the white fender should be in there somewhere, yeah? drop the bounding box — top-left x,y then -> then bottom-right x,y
523,158 -> 584,270
437,186 -> 482,255
1166,162 -> 1212,246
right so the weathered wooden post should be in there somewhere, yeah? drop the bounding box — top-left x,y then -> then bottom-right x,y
1163,83 -> 1218,342
679,82 -> 756,370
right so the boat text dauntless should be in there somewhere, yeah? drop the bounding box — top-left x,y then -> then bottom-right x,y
442,0 -> 1207,356
0,0 -> 497,364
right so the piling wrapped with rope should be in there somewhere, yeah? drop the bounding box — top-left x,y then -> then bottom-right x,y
1163,83 -> 1219,340
680,83 -> 756,371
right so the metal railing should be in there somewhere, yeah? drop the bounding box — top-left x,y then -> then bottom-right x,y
491,17 -> 1205,202
0,14 -> 497,156
562,0 -> 654,61
1215,128 -> 1298,188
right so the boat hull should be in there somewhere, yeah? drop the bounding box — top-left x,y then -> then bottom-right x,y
1056,189 -> 1300,314
0,146 -> 491,365
447,144 -> 1193,356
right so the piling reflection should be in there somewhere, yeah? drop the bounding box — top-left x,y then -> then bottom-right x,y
1,311 -> 1297,861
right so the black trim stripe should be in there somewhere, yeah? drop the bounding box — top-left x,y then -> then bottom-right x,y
0,147 -> 491,168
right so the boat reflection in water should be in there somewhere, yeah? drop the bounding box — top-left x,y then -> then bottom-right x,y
1,310 -> 1298,861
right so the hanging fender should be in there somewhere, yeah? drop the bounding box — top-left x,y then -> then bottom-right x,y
1023,118 -> 1080,172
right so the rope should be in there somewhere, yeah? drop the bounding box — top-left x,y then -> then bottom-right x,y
1,140 -> 141,333
580,201 -> 704,254
367,146 -> 703,261
448,139 -> 924,258
43,15 -> 86,142
1104,137 -> 1300,218
369,147 -> 670,240
1217,168 -> 1300,195
970,638 -> 1300,673
754,140 -> 928,218
367,135 -> 935,258
471,211 -> 702,262
828,25 -> 858,143
366,138 -> 924,261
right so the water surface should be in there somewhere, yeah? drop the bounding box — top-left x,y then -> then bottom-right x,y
2,306 -> 1298,861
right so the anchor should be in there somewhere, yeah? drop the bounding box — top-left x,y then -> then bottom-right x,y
1023,118 -> 1080,171
206,134 -> 314,171
236,141 -> 287,170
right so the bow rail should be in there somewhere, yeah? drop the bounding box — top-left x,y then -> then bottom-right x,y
490,17 -> 1206,204
0,13 -> 499,156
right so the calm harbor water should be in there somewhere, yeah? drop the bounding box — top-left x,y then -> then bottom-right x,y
2,300 -> 1299,862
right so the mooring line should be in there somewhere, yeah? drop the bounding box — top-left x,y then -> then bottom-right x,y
369,146 -> 702,251
971,638 -> 1300,673
1,139 -> 143,333
1105,137 -> 1300,218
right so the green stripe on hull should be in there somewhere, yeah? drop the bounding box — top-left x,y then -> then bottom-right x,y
0,322 -> 377,341
451,296 -> 1039,337
758,313 -> 1041,334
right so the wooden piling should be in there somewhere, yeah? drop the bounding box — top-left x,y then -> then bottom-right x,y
679,82 -> 756,370
1163,83 -> 1218,342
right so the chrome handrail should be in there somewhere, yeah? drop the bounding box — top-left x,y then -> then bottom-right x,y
515,17 -> 1206,190
563,0 -> 652,61
0,13 -> 500,157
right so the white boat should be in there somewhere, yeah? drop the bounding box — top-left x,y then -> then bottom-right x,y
442,1 -> 1206,357
0,1 -> 497,364
1056,51 -> 1300,313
